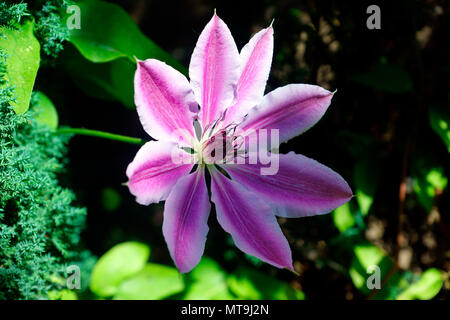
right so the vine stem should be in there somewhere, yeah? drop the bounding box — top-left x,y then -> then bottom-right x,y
57,127 -> 145,145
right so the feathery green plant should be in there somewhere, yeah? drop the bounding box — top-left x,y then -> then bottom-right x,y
34,0 -> 72,59
0,45 -> 86,299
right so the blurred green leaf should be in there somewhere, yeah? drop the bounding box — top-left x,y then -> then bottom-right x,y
0,19 -> 40,114
349,243 -> 400,297
68,0 -> 184,71
396,268 -> 443,300
332,202 -> 355,233
101,187 -> 121,212
183,258 -> 234,300
353,243 -> 386,270
90,241 -> 150,297
352,63 -> 412,93
335,131 -> 373,158
227,267 -> 305,300
429,104 -> 450,153
33,91 -> 58,129
48,289 -> 78,300
114,263 -> 184,300
354,150 -> 380,216
412,155 -> 447,212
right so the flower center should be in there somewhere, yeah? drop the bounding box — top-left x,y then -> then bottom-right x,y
194,122 -> 243,165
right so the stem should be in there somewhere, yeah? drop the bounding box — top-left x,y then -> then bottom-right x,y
57,127 -> 145,145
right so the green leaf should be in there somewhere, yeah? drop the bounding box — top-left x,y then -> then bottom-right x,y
349,242 -> 400,297
90,241 -> 150,297
33,91 -> 58,129
352,62 -> 412,93
354,150 -> 380,216
354,243 -> 386,270
183,258 -> 234,300
227,267 -> 305,300
0,19 -> 40,114
412,155 -> 448,211
62,0 -> 187,109
48,289 -> 78,300
396,268 -> 443,300
101,187 -> 121,212
332,202 -> 355,233
113,263 -> 184,300
429,104 -> 450,153
61,46 -> 135,108
68,0 -> 184,72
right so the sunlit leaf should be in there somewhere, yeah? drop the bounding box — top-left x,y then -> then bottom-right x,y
0,19 -> 40,114
353,243 -> 386,269
90,241 -> 150,297
227,267 -> 305,300
114,263 -> 184,300
429,104 -> 450,153
354,148 -> 381,216
48,289 -> 78,300
396,268 -> 443,300
332,202 -> 355,233
412,155 -> 448,212
33,91 -> 58,130
183,258 -> 234,300
349,242 -> 401,298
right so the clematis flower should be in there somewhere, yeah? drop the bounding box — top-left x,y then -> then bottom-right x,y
126,13 -> 352,273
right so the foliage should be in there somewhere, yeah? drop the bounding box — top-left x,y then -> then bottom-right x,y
0,19 -> 40,114
32,91 -> 59,129
0,2 -> 86,299
0,2 -> 29,27
34,0 -> 72,59
429,104 -> 450,153
62,0 -> 185,108
0,78 -> 86,299
88,242 -> 305,300
90,241 -> 150,297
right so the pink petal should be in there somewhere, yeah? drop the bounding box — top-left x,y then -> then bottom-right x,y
210,169 -> 293,269
163,169 -> 211,273
189,13 -> 240,129
223,152 -> 353,217
126,141 -> 193,205
223,26 -> 274,126
135,59 -> 198,146
237,84 -> 334,146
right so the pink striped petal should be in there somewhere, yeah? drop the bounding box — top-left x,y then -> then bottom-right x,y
223,26 -> 274,126
237,84 -> 334,146
189,13 -> 240,128
126,141 -> 193,205
135,59 -> 198,146
223,152 -> 353,217
163,169 -> 211,273
210,169 -> 293,269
